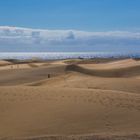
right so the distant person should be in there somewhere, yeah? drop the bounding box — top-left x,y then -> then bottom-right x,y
48,74 -> 51,78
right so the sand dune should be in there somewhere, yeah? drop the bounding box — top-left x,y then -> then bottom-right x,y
29,72 -> 140,94
79,59 -> 140,69
0,58 -> 140,140
66,64 -> 140,77
0,87 -> 140,138
0,64 -> 67,86
1,59 -> 140,86
0,60 -> 12,66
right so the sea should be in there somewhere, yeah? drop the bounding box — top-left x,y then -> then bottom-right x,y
0,52 -> 140,60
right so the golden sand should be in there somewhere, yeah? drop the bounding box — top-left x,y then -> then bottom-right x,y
0,59 -> 140,140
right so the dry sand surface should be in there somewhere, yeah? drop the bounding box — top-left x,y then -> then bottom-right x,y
0,59 -> 140,140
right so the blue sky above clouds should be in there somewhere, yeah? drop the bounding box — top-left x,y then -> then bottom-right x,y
0,0 -> 140,31
0,0 -> 140,52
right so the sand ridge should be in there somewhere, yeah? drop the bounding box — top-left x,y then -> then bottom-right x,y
0,60 -> 12,66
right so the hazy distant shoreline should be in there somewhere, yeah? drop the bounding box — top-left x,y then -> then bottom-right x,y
0,52 -> 140,60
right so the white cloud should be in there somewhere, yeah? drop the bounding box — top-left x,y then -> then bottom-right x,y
0,26 -> 140,49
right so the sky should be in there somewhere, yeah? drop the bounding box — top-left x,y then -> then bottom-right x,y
0,0 -> 140,52
0,0 -> 140,31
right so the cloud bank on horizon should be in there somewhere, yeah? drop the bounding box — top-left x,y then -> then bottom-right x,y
0,26 -> 140,52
